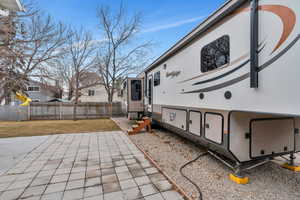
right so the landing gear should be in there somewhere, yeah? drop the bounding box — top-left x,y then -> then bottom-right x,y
229,163 -> 249,184
282,153 -> 300,171
207,150 -> 271,184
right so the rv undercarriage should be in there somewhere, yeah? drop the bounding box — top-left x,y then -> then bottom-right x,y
146,108 -> 300,183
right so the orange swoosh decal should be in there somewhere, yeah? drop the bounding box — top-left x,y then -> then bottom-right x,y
259,5 -> 296,53
236,5 -> 296,53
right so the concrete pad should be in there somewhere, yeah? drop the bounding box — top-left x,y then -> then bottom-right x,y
0,131 -> 184,200
0,136 -> 49,174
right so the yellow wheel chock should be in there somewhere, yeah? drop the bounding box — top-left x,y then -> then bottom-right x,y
282,163 -> 300,172
229,173 -> 249,184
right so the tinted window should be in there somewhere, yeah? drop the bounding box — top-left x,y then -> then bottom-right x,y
131,80 -> 142,101
27,86 -> 40,91
148,78 -> 152,104
154,71 -> 160,86
201,35 -> 230,73
88,90 -> 95,96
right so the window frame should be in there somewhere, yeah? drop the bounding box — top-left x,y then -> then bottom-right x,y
154,71 -> 160,86
27,86 -> 40,92
200,35 -> 230,73
88,90 -> 95,96
131,79 -> 142,101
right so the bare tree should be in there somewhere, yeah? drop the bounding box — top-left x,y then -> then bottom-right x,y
95,4 -> 152,103
0,3 -> 69,104
54,28 -> 98,120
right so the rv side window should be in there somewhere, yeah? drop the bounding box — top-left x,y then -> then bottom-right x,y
154,71 -> 160,86
131,80 -> 142,101
201,35 -> 230,73
148,78 -> 152,104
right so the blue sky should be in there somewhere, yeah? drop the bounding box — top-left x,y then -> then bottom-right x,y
37,0 -> 226,60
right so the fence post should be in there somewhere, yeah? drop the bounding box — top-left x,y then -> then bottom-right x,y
28,104 -> 31,120
87,103 -> 89,119
59,102 -> 62,120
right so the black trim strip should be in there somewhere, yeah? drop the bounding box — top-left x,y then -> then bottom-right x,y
184,34 -> 300,93
250,0 -> 259,88
193,60 -> 249,86
192,42 -> 266,86
259,34 -> 300,71
185,74 -> 249,93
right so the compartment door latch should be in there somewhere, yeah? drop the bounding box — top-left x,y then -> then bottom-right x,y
245,132 -> 250,139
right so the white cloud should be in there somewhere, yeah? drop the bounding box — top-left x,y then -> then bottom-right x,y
143,16 -> 205,33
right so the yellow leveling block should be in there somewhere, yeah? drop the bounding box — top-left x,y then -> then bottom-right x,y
229,174 -> 249,184
282,163 -> 300,172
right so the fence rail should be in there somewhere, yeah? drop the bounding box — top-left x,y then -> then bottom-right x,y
0,102 -> 125,121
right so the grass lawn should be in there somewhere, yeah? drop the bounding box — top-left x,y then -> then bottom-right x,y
0,119 -> 121,138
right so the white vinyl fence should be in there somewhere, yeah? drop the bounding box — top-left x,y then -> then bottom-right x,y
0,106 -> 28,121
0,102 -> 125,121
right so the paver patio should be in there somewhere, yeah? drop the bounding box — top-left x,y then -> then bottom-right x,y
0,131 -> 184,200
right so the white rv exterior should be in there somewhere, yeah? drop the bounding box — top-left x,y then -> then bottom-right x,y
125,0 -> 300,166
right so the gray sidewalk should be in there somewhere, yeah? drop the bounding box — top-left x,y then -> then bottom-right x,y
0,131 -> 184,200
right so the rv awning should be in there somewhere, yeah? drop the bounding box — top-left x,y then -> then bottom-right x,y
0,0 -> 23,11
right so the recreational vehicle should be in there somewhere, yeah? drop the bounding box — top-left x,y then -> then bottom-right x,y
124,0 -> 300,182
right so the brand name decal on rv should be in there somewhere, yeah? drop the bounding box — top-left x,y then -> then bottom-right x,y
166,71 -> 181,78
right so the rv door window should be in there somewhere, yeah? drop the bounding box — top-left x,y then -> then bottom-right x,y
131,80 -> 142,101
201,35 -> 230,73
154,71 -> 160,86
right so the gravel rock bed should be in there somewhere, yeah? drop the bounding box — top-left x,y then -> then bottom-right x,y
114,118 -> 300,200
112,118 -> 300,200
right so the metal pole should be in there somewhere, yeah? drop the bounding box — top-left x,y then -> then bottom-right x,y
290,153 -> 296,166
250,0 -> 259,88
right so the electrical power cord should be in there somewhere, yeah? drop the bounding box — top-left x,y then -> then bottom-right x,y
179,151 -> 208,200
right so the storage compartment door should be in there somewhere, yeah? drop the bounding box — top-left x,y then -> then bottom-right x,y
204,113 -> 223,144
250,118 -> 294,158
162,108 -> 187,130
189,111 -> 201,136
295,118 -> 300,152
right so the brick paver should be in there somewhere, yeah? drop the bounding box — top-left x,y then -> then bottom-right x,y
0,131 -> 184,200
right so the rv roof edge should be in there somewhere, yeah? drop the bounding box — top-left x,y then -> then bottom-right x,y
145,0 -> 249,72
0,0 -> 24,12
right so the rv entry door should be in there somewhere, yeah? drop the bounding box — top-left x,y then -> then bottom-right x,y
127,78 -> 144,113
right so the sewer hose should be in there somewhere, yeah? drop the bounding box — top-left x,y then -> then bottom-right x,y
179,151 -> 208,200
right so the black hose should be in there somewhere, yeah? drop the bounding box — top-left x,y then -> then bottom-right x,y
179,151 -> 208,200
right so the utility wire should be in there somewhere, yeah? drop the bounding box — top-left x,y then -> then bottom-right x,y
179,151 -> 208,200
